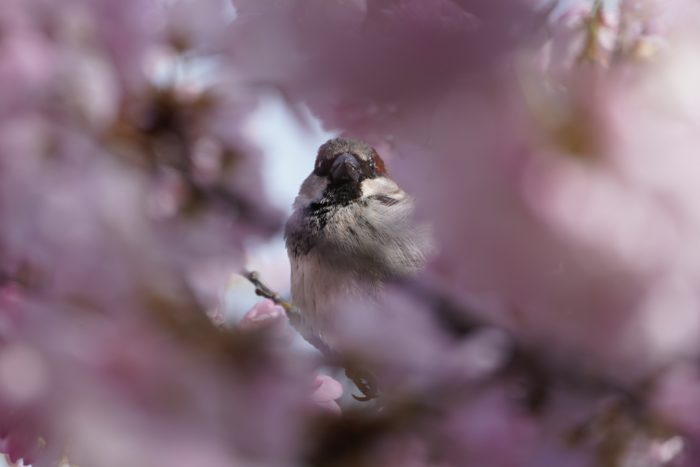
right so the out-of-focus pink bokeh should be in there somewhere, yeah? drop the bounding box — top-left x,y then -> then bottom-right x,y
1,0 -> 700,466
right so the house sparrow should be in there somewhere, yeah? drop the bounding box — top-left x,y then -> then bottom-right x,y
284,137 -> 432,354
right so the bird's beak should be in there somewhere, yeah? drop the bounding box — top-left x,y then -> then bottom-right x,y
330,153 -> 361,183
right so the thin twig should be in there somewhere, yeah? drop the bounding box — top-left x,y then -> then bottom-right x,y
239,269 -> 379,401
241,269 -> 296,313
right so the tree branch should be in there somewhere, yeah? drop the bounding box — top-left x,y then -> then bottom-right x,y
241,269 -> 296,314
239,269 -> 380,401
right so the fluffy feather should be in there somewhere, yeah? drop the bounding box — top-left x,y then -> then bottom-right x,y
284,138 -> 432,349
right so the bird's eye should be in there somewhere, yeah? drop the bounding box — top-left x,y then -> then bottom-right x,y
368,152 -> 386,177
314,154 -> 336,177
367,160 -> 377,176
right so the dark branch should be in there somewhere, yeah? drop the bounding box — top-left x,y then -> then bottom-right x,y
404,278 -> 649,409
239,269 -> 380,401
240,269 -> 297,315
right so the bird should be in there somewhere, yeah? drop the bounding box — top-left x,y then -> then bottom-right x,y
284,137 -> 432,360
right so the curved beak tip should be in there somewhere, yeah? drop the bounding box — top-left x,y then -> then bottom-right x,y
330,154 -> 360,183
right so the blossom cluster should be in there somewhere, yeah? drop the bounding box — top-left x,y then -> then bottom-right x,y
2,0 -> 700,466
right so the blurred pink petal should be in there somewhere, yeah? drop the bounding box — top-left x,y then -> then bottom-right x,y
310,374 -> 343,415
1,0 -> 700,465
238,299 -> 286,330
653,364 -> 700,440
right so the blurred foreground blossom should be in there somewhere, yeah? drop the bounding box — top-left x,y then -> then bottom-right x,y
238,299 -> 344,414
237,299 -> 288,331
229,0 -> 700,465
231,0 -> 700,375
311,375 -> 343,416
1,0 -> 700,466
0,0 -> 305,465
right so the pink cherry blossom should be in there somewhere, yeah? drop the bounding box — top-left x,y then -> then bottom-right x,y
1,0 -> 700,465
238,299 -> 286,330
311,374 -> 343,415
239,300 -> 343,414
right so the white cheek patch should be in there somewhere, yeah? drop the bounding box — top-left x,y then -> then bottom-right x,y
294,175 -> 328,209
361,177 -> 405,200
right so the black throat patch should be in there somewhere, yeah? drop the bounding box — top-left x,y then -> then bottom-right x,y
324,181 -> 362,206
308,182 -> 362,229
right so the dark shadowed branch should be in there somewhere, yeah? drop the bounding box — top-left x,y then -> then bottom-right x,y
241,269 -> 297,315
240,269 -> 380,401
240,271 -> 677,467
